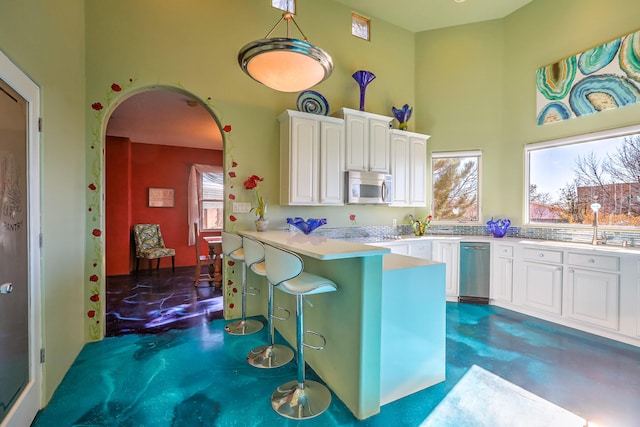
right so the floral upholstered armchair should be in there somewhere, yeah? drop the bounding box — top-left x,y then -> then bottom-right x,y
133,224 -> 175,273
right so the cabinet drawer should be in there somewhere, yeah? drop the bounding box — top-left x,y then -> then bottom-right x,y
523,247 -> 563,264
567,252 -> 619,271
495,244 -> 513,258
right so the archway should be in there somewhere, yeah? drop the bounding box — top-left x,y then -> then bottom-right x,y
103,87 -> 224,336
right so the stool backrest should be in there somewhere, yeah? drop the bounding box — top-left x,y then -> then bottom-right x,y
264,245 -> 303,286
242,237 -> 265,268
221,231 -> 242,256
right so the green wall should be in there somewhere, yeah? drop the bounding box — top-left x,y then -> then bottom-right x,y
0,0 -> 86,402
2,0 -> 640,409
417,0 -> 640,223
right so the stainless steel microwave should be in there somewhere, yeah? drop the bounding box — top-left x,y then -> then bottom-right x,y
346,170 -> 393,205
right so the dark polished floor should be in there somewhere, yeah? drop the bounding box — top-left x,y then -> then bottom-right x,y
34,300 -> 640,426
105,266 -> 224,336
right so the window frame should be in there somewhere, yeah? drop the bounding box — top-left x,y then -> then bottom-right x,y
430,150 -> 482,224
200,171 -> 224,231
351,13 -> 370,41
524,123 -> 640,228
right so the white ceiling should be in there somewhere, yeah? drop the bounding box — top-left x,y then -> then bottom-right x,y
106,0 -> 533,150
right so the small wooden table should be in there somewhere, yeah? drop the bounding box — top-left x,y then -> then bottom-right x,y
204,236 -> 223,287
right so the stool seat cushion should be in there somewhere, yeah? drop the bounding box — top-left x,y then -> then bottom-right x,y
229,248 -> 245,262
278,272 -> 337,296
251,261 -> 267,277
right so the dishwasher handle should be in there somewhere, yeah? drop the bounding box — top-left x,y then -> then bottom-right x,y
462,245 -> 488,250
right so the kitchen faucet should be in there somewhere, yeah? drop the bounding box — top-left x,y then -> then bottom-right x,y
591,203 -> 607,245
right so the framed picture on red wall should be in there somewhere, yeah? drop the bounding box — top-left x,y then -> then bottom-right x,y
148,187 -> 175,208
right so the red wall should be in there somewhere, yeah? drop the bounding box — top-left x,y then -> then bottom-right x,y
106,136 -> 223,276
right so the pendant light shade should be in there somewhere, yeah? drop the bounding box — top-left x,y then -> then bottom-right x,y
238,13 -> 333,92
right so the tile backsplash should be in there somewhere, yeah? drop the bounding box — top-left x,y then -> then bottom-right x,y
305,224 -> 640,247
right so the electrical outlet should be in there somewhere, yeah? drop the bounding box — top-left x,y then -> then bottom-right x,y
392,218 -> 397,227
232,202 -> 251,213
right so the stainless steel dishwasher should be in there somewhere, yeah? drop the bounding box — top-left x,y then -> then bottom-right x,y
458,242 -> 490,304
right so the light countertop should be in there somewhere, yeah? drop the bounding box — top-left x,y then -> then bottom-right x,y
239,230 -> 390,260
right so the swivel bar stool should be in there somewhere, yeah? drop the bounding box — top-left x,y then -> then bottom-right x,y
221,232 -> 263,335
243,237 -> 294,369
264,245 -> 337,420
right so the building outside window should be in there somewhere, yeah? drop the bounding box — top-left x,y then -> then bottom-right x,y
201,172 -> 224,230
431,151 -> 481,222
526,125 -> 640,227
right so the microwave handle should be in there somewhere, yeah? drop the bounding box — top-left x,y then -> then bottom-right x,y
382,181 -> 387,202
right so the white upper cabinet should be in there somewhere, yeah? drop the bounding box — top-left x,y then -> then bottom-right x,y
279,110 -> 344,206
335,108 -> 393,173
389,130 -> 429,207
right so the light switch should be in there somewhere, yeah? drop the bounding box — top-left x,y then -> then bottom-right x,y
233,202 -> 251,213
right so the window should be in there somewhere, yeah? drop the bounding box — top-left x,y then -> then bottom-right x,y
352,13 -> 370,41
526,125 -> 640,227
431,151 -> 481,222
272,0 -> 295,14
201,172 -> 224,230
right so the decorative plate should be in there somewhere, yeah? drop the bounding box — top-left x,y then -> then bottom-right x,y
296,90 -> 329,115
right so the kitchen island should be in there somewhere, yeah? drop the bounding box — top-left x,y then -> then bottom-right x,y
238,230 -> 446,420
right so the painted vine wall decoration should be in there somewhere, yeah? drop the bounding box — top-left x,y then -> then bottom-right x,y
86,80 -> 238,340
536,29 -> 640,125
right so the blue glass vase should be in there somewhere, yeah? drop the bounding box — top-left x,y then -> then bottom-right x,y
352,70 -> 376,111
287,217 -> 327,235
392,104 -> 413,130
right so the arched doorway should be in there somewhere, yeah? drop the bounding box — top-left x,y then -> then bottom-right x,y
103,87 -> 224,336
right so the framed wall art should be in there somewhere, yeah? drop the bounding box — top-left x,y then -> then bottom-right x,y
148,187 -> 175,208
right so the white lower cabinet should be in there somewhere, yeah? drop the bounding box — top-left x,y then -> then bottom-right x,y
491,244 -> 514,303
410,241 -> 433,259
564,267 -> 620,330
432,240 -> 459,298
520,247 -> 563,315
375,241 -> 410,255
564,252 -> 620,331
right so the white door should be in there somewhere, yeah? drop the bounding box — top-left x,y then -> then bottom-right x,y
0,51 -> 42,427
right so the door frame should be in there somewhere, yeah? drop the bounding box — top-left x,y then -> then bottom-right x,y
0,49 -> 42,427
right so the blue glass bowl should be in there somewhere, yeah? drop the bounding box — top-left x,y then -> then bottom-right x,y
287,217 -> 327,235
486,218 -> 510,238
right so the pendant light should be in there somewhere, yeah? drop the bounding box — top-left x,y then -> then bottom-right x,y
238,12 -> 333,93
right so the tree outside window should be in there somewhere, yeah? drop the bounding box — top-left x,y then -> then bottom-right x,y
527,126 -> 640,227
431,151 -> 480,222
201,172 -> 224,230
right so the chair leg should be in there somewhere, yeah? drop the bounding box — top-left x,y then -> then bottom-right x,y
136,258 -> 139,274
247,283 -> 293,368
271,294 -> 331,419
171,256 -> 175,272
156,259 -> 160,270
224,261 -> 263,335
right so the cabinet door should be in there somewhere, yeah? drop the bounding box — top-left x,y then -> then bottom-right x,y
410,241 -> 432,260
565,268 -> 619,330
369,117 -> 391,173
491,257 -> 513,302
523,261 -> 563,315
344,114 -> 367,171
389,132 -> 410,206
433,241 -> 459,296
319,121 -> 344,205
289,116 -> 319,204
409,136 -> 427,207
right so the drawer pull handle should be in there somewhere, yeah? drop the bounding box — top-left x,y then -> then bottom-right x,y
539,253 -> 544,258
588,258 -> 595,263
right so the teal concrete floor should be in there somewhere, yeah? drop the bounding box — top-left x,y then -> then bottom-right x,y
33,303 -> 640,426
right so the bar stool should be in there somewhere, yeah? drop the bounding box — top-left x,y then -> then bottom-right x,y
221,232 -> 263,335
264,245 -> 337,420
243,237 -> 294,369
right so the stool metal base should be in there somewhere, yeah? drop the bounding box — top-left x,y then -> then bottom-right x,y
271,380 -> 331,420
224,318 -> 263,335
247,344 -> 294,369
